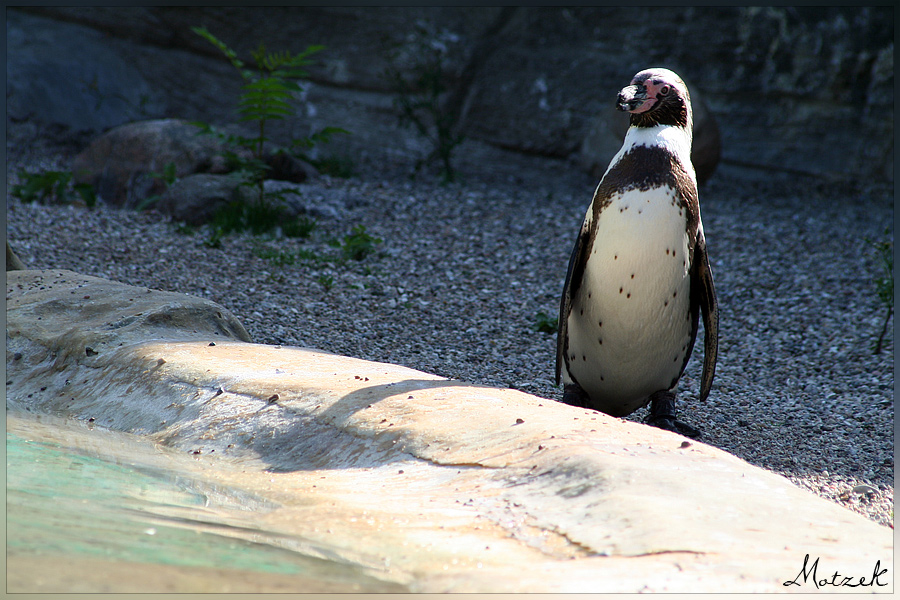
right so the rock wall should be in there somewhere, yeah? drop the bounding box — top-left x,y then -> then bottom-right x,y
8,6 -> 894,183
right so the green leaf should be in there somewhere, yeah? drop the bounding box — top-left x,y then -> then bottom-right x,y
192,26 -> 246,74
162,162 -> 178,185
534,311 -> 559,334
149,161 -> 179,187
12,170 -> 76,204
296,44 -> 325,60
341,225 -> 382,261
290,126 -> 351,153
73,183 -> 97,208
317,274 -> 334,292
190,120 -> 214,134
135,194 -> 160,212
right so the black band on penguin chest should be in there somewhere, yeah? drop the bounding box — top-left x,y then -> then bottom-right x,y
594,145 -> 697,218
569,145 -> 699,300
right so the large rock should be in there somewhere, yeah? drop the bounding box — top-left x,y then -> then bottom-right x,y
71,119 -> 230,209
6,269 -> 893,593
155,173 -> 242,225
6,10 -> 166,133
72,117 -> 322,213
155,176 -> 346,226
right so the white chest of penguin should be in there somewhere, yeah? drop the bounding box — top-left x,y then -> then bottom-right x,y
566,184 -> 694,415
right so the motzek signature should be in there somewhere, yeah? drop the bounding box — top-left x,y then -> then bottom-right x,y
783,554 -> 889,589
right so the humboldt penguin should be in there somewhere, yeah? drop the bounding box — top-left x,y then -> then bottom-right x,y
556,68 -> 718,438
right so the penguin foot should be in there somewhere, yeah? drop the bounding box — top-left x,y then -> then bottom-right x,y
562,383 -> 593,409
645,391 -> 701,439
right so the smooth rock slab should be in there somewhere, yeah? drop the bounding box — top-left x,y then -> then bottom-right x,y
5,269 -> 894,593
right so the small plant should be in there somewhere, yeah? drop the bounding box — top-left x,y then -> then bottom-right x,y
867,230 -> 893,354
204,229 -> 223,249
137,161 -> 179,211
11,170 -> 96,207
191,27 -> 347,235
317,274 -> 334,291
207,200 -> 316,245
296,248 -> 326,263
283,214 -> 317,239
340,225 -> 382,261
173,222 -> 196,236
253,246 -> 297,266
152,161 -> 179,187
384,22 -> 465,183
310,154 -> 355,178
534,310 -> 559,334
209,198 -> 285,238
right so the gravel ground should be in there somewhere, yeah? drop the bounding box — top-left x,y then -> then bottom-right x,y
6,120 -> 894,528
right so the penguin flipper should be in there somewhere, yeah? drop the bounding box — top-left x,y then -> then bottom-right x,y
694,232 -> 718,402
556,220 -> 592,385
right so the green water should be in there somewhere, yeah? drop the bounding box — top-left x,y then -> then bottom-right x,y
6,419 -> 405,592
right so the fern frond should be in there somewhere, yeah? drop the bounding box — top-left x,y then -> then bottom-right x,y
192,26 -> 246,74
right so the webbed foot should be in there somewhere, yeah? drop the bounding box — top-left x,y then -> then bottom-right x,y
562,383 -> 593,409
645,390 -> 701,439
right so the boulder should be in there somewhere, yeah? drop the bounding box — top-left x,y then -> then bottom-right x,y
255,180 -> 348,221
6,10 -> 166,133
156,173 -> 242,226
71,117 -> 323,213
155,176 -> 345,227
689,93 -> 722,185
265,149 -> 322,184
6,268 -> 893,593
71,119 -> 231,209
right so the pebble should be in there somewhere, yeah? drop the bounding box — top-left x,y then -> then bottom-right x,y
6,120 -> 893,529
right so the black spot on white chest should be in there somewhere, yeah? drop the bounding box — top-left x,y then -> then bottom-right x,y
581,185 -> 690,300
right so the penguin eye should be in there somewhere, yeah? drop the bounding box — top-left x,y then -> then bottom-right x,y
659,85 -> 671,96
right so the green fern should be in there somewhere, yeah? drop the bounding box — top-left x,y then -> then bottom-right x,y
191,27 -> 347,234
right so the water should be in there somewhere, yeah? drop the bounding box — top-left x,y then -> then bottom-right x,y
7,413 -> 407,593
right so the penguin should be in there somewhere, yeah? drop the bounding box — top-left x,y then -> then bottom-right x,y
556,68 -> 718,438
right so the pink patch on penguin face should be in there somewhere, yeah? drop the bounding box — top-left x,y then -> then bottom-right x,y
627,95 -> 657,114
626,77 -> 672,114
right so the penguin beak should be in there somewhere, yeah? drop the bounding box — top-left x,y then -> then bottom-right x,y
617,83 -> 648,112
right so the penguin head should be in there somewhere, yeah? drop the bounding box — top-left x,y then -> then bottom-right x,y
617,68 -> 692,131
